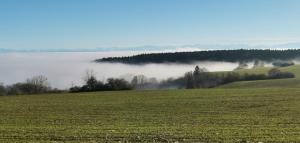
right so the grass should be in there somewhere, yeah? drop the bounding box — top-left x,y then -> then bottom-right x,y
1,65 -> 300,142
220,65 -> 300,88
0,88 -> 299,142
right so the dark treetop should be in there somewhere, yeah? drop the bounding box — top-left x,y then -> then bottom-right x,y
96,49 -> 300,64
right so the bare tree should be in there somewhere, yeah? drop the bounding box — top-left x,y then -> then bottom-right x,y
26,75 -> 48,86
25,75 -> 50,93
83,69 -> 97,83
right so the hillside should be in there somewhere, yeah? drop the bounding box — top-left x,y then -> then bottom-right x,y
220,65 -> 300,88
0,88 -> 299,142
96,49 -> 300,64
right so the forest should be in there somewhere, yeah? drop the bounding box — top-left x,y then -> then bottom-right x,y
96,49 -> 300,64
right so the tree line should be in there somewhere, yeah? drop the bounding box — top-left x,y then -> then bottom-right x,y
183,66 -> 295,89
0,66 -> 296,95
69,78 -> 132,92
69,72 -> 132,93
96,49 -> 300,64
130,66 -> 295,89
0,75 -> 62,96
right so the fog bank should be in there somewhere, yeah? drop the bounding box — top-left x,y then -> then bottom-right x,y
0,52 -> 238,89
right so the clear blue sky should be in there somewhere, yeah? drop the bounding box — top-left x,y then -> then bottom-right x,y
1,0 -> 300,50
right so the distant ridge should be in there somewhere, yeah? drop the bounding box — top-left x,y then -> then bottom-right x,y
96,49 -> 300,64
2,42 -> 300,53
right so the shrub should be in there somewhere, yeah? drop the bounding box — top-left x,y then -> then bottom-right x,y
106,78 -> 132,90
272,61 -> 295,67
268,68 -> 295,79
243,73 -> 267,81
70,86 -> 82,93
70,77 -> 132,93
6,84 -> 22,95
0,84 -> 6,96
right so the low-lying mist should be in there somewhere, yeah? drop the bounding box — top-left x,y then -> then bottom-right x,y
0,52 -> 239,89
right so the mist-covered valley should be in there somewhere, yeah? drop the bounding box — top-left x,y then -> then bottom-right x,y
0,52 -> 241,89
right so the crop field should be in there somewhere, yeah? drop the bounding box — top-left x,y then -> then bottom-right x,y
0,88 -> 299,142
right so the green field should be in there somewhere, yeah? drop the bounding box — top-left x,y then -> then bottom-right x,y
0,88 -> 299,142
1,65 -> 300,142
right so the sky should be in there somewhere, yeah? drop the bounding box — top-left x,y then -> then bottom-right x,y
1,0 -> 300,50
